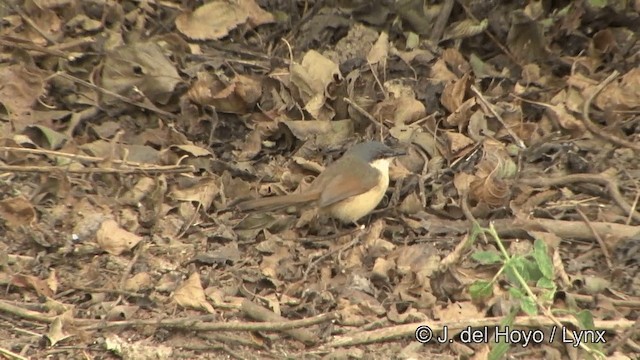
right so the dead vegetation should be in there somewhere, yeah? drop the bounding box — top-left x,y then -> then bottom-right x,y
0,0 -> 639,359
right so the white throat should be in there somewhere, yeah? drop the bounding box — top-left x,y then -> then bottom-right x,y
370,158 -> 391,178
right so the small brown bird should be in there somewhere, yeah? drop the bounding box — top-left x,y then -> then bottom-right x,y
236,141 -> 405,223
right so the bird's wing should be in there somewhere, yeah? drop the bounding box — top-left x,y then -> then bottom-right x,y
317,163 -> 380,207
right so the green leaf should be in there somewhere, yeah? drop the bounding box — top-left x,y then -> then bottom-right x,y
536,277 -> 556,290
505,256 -> 531,283
540,289 -> 556,304
533,239 -> 554,279
523,257 -> 543,281
508,287 -> 525,300
469,280 -> 493,300
575,309 -> 595,330
587,0 -> 607,8
488,340 -> 510,360
469,222 -> 483,245
471,251 -> 502,265
520,296 -> 538,315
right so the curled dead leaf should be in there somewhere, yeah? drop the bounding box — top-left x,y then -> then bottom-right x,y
96,220 -> 142,256
173,272 -> 215,313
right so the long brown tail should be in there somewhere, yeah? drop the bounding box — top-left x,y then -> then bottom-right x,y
236,192 -> 318,212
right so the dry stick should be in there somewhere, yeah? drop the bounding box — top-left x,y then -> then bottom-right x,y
302,232 -> 362,282
576,207 -> 613,269
0,37 -> 67,58
325,316 -> 636,348
571,293 -> 640,309
0,347 -> 28,360
0,35 -> 94,58
459,2 -> 521,66
79,311 -> 338,332
342,97 -> 383,130
627,189 -> 640,225
605,317 -> 640,355
581,70 -> 640,152
0,146 -> 167,167
118,241 -> 146,291
0,300 -> 53,324
0,164 -> 195,175
52,73 -> 177,119
11,5 -> 58,45
430,0 -> 455,42
495,217 -> 639,242
519,173 -> 640,223
241,300 -> 319,346
470,85 -> 526,149
0,297 -> 337,331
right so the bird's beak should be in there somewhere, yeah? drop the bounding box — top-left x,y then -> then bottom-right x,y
387,147 -> 407,158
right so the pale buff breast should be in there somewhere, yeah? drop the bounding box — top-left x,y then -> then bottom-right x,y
325,158 -> 391,223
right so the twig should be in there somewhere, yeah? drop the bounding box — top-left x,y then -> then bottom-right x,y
576,207 -> 613,269
0,164 -> 196,175
470,85 -> 526,149
11,5 -> 58,45
0,346 -> 28,360
241,300 -> 319,345
0,146 -> 144,165
342,97 -> 384,130
0,36 -> 66,57
430,0 -> 455,42
80,311 -> 338,331
605,317 -> 640,355
302,230 -> 363,282
52,73 -> 177,119
459,2 -> 520,66
118,241 -> 146,290
519,173 -> 640,223
581,70 -> 640,152
627,188 -> 640,225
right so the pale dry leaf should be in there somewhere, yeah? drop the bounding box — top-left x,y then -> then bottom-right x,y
171,176 -> 219,210
371,258 -> 394,282
105,305 -> 140,321
11,274 -> 54,298
441,72 -> 471,113
46,269 -> 59,295
173,272 -> 215,313
0,196 -> 36,230
453,172 -> 476,195
0,65 -> 46,131
119,177 -> 156,205
99,42 -> 181,107
96,219 -> 142,256
45,316 -> 74,346
445,97 -> 476,131
442,48 -> 471,74
124,272 -> 154,292
366,31 -> 389,65
290,50 -> 341,119
594,68 -> 640,110
442,19 -> 488,41
281,119 -> 353,146
175,0 -> 274,40
430,59 -> 458,82
444,132 -> 474,155
105,334 -> 174,359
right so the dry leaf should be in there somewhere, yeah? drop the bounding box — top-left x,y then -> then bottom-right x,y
96,220 -> 142,256
176,0 -> 274,40
173,272 -> 215,313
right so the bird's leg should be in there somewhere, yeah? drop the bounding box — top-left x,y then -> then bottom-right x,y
351,221 -> 365,230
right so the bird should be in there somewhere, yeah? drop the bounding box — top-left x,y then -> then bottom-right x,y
236,141 -> 406,223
